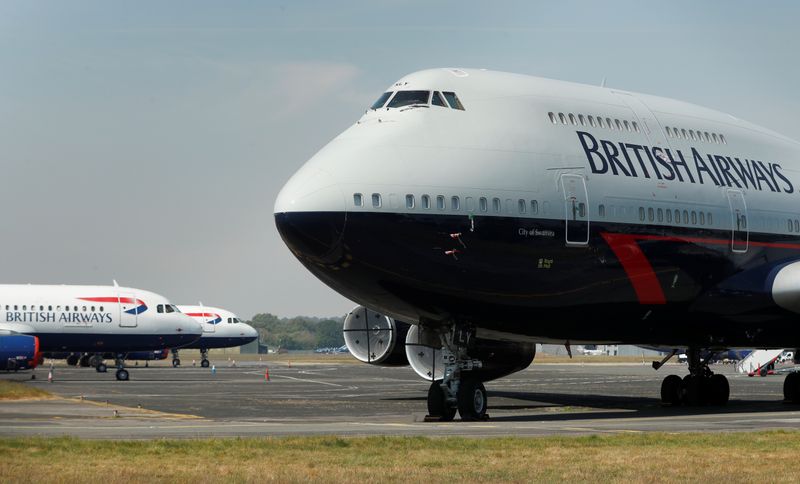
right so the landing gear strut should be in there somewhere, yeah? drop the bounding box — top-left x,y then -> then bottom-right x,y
658,347 -> 728,406
200,348 -> 210,368
171,349 -> 181,367
425,323 -> 487,422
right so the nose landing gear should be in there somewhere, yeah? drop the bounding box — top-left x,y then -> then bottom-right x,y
658,347 -> 729,406
424,323 -> 487,422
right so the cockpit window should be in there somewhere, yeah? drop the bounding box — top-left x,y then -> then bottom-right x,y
387,90 -> 430,108
165,304 -> 174,313
370,92 -> 392,110
431,91 -> 446,107
442,92 -> 465,110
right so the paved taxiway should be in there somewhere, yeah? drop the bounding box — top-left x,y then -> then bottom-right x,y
2,361 -> 800,438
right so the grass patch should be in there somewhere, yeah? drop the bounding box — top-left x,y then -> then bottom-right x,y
2,432 -> 800,482
0,380 -> 52,400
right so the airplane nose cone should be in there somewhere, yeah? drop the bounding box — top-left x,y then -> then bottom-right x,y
274,166 -> 346,264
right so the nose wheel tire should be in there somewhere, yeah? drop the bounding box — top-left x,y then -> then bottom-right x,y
457,379 -> 487,421
96,363 -> 108,373
427,382 -> 456,422
172,358 -> 181,368
115,369 -> 129,381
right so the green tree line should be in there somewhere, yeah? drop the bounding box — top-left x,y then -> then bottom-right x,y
246,313 -> 344,350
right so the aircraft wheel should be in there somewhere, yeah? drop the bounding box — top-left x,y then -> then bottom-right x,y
660,374 -> 682,406
96,363 -> 107,373
172,358 -> 181,368
707,374 -> 729,406
682,375 -> 704,406
66,354 -> 79,366
457,379 -> 488,421
200,359 -> 210,368
89,355 -> 103,367
79,355 -> 91,367
116,369 -> 129,381
427,381 -> 456,422
784,372 -> 800,403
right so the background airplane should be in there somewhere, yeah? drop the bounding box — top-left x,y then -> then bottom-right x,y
170,305 -> 258,367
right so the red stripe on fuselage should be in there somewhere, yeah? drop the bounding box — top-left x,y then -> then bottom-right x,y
601,233 -> 667,305
601,231 -> 800,305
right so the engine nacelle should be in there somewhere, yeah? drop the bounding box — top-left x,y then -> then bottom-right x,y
0,335 -> 40,371
405,325 -> 536,382
343,306 -> 410,366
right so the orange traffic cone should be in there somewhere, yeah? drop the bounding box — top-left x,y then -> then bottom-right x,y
48,370 -> 53,382
264,368 -> 270,382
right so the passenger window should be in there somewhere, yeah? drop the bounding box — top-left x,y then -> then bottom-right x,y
431,91 -> 447,107
657,208 -> 663,222
615,119 -> 622,130
790,220 -> 795,232
648,207 -> 654,222
442,92 -> 465,110
100,306 -> 104,312
558,113 -> 567,124
387,90 -> 430,108
372,193 -> 382,208
720,134 -> 727,144
699,212 -> 705,225
405,194 -> 415,209
548,112 -> 557,124
712,133 -> 719,144
597,117 -> 605,128
370,92 -> 392,110
22,305 -> 26,310
666,209 -> 672,223
531,200 -> 539,214
666,127 -> 673,137
623,120 -> 631,131
479,197 -> 488,212
578,114 -> 586,126
691,211 -> 697,224
451,196 -> 460,211
632,122 -> 640,132
674,210 -> 681,224
436,195 -> 445,210
704,132 -> 711,142
588,115 -> 596,127
689,130 -> 697,141
421,194 -> 431,209
518,199 -> 527,214
683,210 -> 689,224
353,193 -> 363,207
682,129 -> 688,139
568,113 -> 577,125
639,207 -> 645,221
492,198 -> 501,212
48,305 -> 52,311
707,213 -> 713,225
598,204 -> 605,218
157,304 -> 164,313
606,118 -> 614,130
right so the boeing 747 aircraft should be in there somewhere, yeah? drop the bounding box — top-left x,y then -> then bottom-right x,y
275,68 -> 800,420
1,284 -> 202,380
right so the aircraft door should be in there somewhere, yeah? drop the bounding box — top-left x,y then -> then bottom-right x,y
561,174 -> 590,245
726,189 -> 748,252
612,91 -> 672,154
118,293 -> 138,327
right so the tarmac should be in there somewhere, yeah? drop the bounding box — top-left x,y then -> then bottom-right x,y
2,360 -> 800,439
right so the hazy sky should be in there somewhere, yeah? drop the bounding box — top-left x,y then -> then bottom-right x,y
1,1 -> 798,319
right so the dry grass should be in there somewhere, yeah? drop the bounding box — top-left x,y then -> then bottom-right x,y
2,432 -> 800,483
0,380 -> 52,400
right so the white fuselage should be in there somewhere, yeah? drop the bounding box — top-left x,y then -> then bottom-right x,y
176,305 -> 258,349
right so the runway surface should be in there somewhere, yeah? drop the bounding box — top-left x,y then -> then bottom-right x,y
2,361 -> 800,439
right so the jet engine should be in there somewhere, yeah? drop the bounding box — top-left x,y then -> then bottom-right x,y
405,325 -> 535,382
0,334 -> 40,371
343,306 -> 410,366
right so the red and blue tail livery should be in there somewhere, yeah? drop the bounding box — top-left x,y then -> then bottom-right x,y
79,296 -> 148,315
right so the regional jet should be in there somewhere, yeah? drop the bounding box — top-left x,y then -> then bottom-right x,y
168,305 -> 258,367
1,283 -> 202,380
275,68 -> 800,420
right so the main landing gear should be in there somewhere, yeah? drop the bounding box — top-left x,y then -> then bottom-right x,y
200,348 -> 210,368
425,324 -> 488,422
114,354 -> 129,381
171,349 -> 181,367
657,347 -> 729,406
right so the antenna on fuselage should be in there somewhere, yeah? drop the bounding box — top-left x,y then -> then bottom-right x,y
112,280 -> 119,287
600,77 -> 607,88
